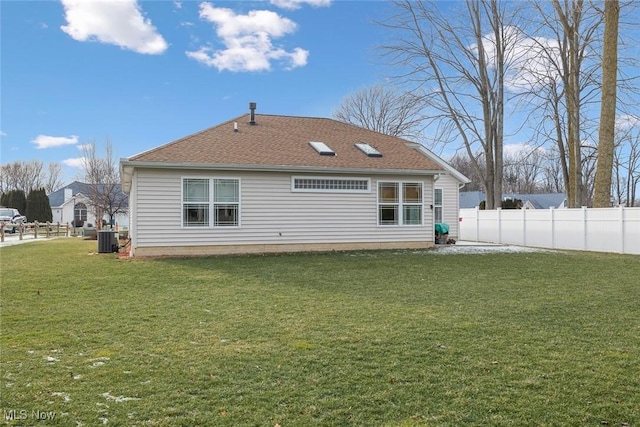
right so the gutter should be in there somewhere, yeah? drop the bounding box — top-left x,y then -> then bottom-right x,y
119,158 -> 445,191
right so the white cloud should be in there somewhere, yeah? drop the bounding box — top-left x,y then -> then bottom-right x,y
60,0 -> 168,55
473,25 -> 561,92
616,114 -> 640,130
186,3 -> 308,72
504,142 -> 545,157
270,0 -> 331,10
62,157 -> 86,168
0,131 -> 6,137
76,144 -> 93,151
31,134 -> 79,149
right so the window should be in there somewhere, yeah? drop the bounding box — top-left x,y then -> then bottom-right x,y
378,182 -> 423,225
74,202 -> 87,223
355,142 -> 382,157
434,188 -> 443,224
182,178 -> 239,227
309,141 -> 336,156
378,182 -> 399,225
183,179 -> 209,227
213,179 -> 239,226
403,183 -> 423,225
292,177 -> 369,192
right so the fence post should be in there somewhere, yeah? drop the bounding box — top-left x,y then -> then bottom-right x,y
582,206 -> 588,251
19,224 -> 23,240
522,208 -> 527,246
549,208 -> 555,249
1,224 -> 4,243
619,206 -> 625,254
497,208 -> 502,244
475,207 -> 480,242
34,221 -> 39,239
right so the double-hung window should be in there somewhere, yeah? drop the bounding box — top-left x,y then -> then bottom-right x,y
378,182 -> 423,225
403,183 -> 423,225
182,178 -> 239,227
434,188 -> 443,224
213,179 -> 239,226
183,178 -> 210,227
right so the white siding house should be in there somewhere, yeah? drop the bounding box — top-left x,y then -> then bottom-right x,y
433,173 -> 464,239
48,181 -> 129,229
121,107 -> 468,257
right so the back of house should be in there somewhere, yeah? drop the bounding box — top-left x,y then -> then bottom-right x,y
120,105 -> 469,257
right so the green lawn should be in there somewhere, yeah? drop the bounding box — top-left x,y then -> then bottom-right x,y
1,239 -> 639,426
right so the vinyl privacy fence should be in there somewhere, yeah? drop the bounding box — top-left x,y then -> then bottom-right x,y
458,206 -> 640,255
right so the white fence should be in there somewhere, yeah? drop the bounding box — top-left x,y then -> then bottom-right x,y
458,206 -> 640,255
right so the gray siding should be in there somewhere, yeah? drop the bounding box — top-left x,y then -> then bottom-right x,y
128,171 -> 138,249
132,169 -> 440,249
435,174 -> 462,239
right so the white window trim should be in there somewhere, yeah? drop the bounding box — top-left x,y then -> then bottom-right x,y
291,176 -> 371,193
181,176 -> 241,228
377,181 -> 424,226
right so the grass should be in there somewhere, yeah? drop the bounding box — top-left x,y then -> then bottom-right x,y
1,239 -> 639,426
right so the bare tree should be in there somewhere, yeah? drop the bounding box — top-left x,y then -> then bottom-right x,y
503,146 -> 546,193
0,160 -> 54,195
540,146 -> 566,193
517,0 -> 604,207
593,0 -> 620,207
552,0 -> 587,207
81,140 -> 128,229
0,160 -> 42,194
581,143 -> 599,206
625,132 -> 640,206
333,83 -> 426,142
613,118 -> 640,206
0,160 -> 65,195
380,0 -> 520,209
519,1 -> 640,207
45,163 -> 64,194
448,152 -> 484,191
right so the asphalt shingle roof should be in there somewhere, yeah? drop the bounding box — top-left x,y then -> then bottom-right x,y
48,181 -> 92,207
130,114 -> 444,172
48,181 -> 127,207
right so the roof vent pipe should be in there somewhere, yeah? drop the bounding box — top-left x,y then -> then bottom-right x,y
249,102 -> 256,125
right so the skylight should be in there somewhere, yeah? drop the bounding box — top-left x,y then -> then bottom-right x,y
355,142 -> 382,157
309,141 -> 336,156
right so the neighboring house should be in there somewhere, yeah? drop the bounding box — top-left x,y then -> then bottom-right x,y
120,105 -> 469,257
460,191 -> 567,209
48,181 -> 129,228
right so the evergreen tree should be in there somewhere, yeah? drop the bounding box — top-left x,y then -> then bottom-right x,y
1,189 -> 27,213
26,188 -> 53,222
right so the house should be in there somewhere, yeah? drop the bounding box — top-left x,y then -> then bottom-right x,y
48,181 -> 129,228
459,191 -> 567,209
120,104 -> 469,257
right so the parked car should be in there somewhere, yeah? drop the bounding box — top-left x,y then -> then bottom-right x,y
0,207 -> 27,234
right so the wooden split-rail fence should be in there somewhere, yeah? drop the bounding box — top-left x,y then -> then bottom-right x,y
0,221 -> 71,243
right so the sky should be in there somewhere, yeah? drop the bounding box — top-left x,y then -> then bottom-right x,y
1,1 -> 639,190
1,0 -> 397,185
